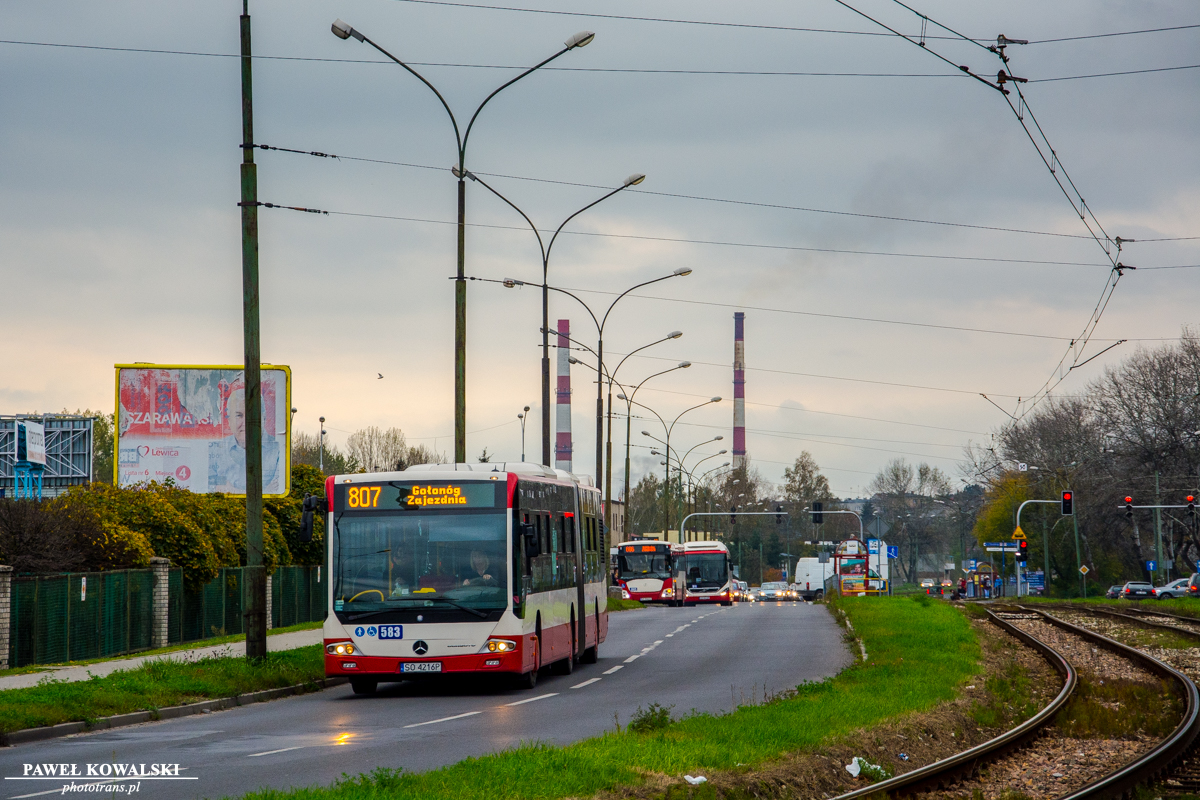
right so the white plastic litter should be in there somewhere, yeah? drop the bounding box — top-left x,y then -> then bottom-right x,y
845,757 -> 884,778
683,776 -> 708,785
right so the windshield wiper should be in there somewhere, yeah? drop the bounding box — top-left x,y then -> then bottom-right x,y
430,598 -> 489,618
345,609 -> 395,622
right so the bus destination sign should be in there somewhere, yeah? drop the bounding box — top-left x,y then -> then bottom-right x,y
337,481 -> 502,511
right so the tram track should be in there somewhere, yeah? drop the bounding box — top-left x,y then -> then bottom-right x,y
829,605 -> 1200,800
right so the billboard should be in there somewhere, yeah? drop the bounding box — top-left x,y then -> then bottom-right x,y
16,421 -> 46,466
115,364 -> 291,497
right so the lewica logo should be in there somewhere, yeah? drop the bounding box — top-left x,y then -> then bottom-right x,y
151,448 -> 180,457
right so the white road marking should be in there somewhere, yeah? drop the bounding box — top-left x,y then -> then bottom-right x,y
404,710 -> 484,727
654,639 -> 664,645
666,634 -> 674,637
603,665 -> 624,674
502,693 -> 559,707
624,654 -> 640,663
571,678 -> 601,689
248,745 -> 306,757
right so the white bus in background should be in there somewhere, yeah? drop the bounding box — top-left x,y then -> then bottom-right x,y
675,540 -> 734,606
310,462 -> 607,694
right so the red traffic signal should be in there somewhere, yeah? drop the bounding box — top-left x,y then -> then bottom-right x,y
1061,490 -> 1073,516
1125,496 -> 1134,518
1017,539 -> 1028,561
1189,496 -> 1196,516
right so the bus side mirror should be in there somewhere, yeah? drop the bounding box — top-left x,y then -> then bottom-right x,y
521,523 -> 539,558
300,494 -> 327,543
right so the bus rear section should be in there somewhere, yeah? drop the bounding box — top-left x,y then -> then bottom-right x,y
679,541 -> 733,606
614,540 -> 677,604
321,463 -> 607,694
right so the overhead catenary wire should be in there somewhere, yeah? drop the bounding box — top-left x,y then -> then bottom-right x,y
6,38 -> 1196,84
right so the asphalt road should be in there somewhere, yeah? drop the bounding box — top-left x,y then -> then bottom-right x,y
0,602 -> 850,800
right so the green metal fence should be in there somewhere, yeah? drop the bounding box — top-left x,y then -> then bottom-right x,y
10,565 -> 326,668
11,570 -> 154,668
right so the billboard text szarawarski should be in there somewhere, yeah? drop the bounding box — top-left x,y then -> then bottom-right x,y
115,365 -> 291,497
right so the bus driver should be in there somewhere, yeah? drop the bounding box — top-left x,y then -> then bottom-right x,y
462,550 -> 499,587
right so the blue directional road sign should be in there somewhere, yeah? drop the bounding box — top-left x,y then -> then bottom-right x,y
1147,560 -> 1157,572
886,545 -> 899,559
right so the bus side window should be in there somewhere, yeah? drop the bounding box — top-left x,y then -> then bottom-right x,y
566,516 -> 575,554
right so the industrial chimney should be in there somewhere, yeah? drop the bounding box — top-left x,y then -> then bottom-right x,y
555,319 -> 573,471
733,312 -> 746,469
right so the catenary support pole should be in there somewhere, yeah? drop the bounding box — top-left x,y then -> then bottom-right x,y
240,0 -> 266,660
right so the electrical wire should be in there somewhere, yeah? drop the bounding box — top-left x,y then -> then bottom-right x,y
3,39 -> 1195,82
256,201 -> 1134,269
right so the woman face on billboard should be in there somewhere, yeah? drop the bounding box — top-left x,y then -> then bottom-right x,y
228,387 -> 246,449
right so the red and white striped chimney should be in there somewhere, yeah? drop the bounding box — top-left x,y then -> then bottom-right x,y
733,312 -> 746,469
555,319 -> 573,471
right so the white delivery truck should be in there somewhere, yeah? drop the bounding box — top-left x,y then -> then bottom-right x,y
793,558 -> 831,601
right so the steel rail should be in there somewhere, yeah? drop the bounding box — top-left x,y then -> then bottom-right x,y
829,608 -> 1077,799
1049,603 -> 1200,643
1017,606 -> 1200,800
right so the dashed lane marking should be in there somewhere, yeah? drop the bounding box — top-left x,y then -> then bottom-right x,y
248,746 -> 306,757
571,678 -> 601,689
502,693 -> 559,707
603,665 -> 624,674
404,710 -> 484,727
624,654 -> 640,663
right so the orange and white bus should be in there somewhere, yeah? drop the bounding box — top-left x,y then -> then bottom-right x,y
677,540 -> 734,606
315,463 -> 608,694
614,540 -> 678,604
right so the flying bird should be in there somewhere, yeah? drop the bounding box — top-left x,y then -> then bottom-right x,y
377,373 -> 384,379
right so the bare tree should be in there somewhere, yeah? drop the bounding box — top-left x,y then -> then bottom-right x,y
347,426 -> 411,472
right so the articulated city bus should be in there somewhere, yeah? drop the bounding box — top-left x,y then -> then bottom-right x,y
314,463 -> 608,694
677,540 -> 734,606
614,540 -> 678,604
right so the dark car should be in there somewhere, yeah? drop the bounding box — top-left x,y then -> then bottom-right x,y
1106,585 -> 1123,599
1188,573 -> 1200,598
1121,581 -> 1154,599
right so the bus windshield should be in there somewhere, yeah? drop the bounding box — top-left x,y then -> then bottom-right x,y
618,551 -> 671,580
333,511 -> 507,616
684,552 -> 727,589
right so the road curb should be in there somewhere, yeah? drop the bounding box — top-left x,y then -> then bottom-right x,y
0,678 -> 348,747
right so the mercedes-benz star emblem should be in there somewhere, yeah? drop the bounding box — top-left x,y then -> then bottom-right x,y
412,640 -> 429,655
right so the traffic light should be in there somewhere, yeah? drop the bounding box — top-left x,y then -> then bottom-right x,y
776,505 -> 784,525
1017,539 -> 1028,563
812,501 -> 823,525
1125,496 -> 1134,518
730,505 -> 737,525
1188,495 -> 1196,517
1061,490 -> 1073,516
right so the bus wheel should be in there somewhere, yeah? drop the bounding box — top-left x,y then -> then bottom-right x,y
349,678 -> 377,696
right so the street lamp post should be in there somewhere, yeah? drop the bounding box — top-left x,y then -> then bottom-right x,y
330,19 -> 595,463
464,170 -> 644,466
517,405 -> 530,461
614,362 -> 691,509
503,270 -> 692,530
640,397 -> 722,540
318,416 -> 326,473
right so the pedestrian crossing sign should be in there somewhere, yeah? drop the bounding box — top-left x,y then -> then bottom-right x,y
1011,526 -> 1026,540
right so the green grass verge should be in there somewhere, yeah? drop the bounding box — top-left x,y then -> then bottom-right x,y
606,598 -> 647,612
0,620 -> 324,679
0,645 -> 325,734
239,594 -> 980,800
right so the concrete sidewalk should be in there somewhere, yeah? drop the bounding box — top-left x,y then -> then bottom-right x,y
0,629 -> 323,691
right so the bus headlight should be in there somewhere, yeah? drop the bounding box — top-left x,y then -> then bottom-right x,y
482,639 -> 517,653
622,590 -> 631,599
326,642 -> 356,656
662,588 -> 673,597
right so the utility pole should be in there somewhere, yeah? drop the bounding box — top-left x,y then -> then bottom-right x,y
1155,471 -> 1165,585
239,0 -> 266,660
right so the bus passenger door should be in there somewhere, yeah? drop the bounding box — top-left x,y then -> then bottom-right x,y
572,492 -> 586,658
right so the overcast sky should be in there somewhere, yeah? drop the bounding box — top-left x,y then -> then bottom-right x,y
3,0 -> 1197,497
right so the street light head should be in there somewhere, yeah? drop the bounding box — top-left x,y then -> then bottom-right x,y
641,431 -> 651,437
290,407 -> 298,414
319,416 -> 325,423
616,393 -> 627,400
713,435 -> 724,441
564,30 -> 595,49
569,356 -> 581,365
331,19 -> 363,41
524,405 -> 530,412
679,361 -> 691,368
623,173 -> 646,187
666,330 -> 683,340
710,396 -> 722,403
673,267 -> 693,276
517,413 -> 524,419
718,449 -> 728,455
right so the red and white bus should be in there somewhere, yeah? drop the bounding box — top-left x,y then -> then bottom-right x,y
678,540 -> 734,606
315,463 -> 608,694
614,540 -> 678,604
